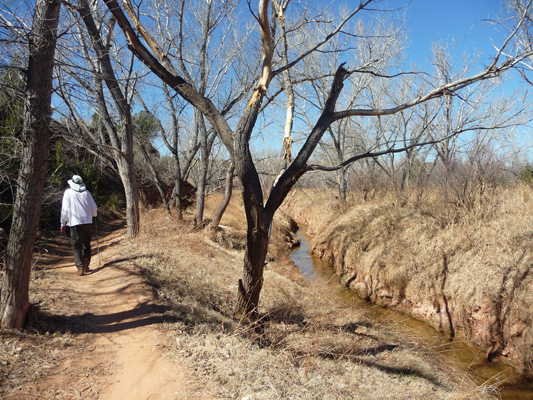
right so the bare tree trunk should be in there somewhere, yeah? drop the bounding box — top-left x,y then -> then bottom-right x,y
233,109 -> 271,318
338,167 -> 347,204
236,215 -> 271,319
273,0 -> 295,167
194,113 -> 209,225
77,0 -> 140,237
138,142 -> 171,216
0,0 -> 61,328
234,170 -> 273,318
210,161 -> 234,229
118,130 -> 140,238
400,152 -> 413,190
173,171 -> 184,220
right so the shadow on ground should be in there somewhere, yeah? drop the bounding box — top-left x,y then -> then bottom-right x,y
29,300 -> 177,335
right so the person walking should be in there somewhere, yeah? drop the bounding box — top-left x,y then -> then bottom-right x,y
60,175 -> 98,276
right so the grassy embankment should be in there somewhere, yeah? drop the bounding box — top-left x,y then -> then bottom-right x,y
284,184 -> 533,376
122,192 -> 500,399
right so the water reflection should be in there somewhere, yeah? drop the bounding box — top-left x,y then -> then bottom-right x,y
291,229 -> 533,400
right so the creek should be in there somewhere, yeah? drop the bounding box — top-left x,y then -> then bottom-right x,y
291,228 -> 533,400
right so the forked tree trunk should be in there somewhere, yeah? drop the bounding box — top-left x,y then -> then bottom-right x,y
232,106 -> 273,318
0,0 -> 61,328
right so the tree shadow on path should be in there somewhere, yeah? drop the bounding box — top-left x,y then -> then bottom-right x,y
69,301 -> 172,334
32,300 -> 175,335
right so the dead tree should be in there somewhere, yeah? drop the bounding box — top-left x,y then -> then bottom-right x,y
102,0 -> 533,319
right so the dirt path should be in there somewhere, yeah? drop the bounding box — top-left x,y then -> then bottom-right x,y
27,222 -> 208,399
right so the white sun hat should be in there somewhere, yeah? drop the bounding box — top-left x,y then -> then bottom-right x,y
67,175 -> 87,192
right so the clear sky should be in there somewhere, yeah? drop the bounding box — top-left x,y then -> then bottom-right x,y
328,0 -> 506,66
403,0 -> 506,68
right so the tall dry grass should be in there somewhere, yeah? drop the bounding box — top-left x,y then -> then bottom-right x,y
283,183 -> 533,375
125,194 -> 498,399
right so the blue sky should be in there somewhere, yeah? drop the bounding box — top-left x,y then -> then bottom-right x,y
403,0 -> 506,67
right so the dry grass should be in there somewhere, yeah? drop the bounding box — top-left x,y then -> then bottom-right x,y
283,184 -> 533,376
125,194 -> 496,399
0,329 -> 75,393
0,190 -> 504,399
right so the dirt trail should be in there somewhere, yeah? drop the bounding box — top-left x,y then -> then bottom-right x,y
29,223 -> 206,400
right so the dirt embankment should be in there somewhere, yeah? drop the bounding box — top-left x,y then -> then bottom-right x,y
284,187 -> 533,375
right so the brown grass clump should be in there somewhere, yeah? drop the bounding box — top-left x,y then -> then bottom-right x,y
284,184 -> 533,376
125,194 -> 496,399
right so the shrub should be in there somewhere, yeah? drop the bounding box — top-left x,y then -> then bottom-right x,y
519,164 -> 533,185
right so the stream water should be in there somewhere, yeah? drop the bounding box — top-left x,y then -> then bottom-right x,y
291,229 -> 533,400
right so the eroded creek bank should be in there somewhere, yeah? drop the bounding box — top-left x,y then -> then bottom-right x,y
281,192 -> 533,378
290,227 -> 533,399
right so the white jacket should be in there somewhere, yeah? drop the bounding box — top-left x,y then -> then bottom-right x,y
60,188 -> 98,227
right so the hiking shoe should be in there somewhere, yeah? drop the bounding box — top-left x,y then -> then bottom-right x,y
83,265 -> 91,274
77,269 -> 84,276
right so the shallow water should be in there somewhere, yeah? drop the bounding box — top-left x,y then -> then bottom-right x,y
291,229 -> 533,400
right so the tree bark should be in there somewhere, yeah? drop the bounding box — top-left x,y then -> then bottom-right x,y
235,214 -> 271,319
118,130 -> 140,238
173,172 -> 184,220
194,112 -> 209,226
0,0 -> 61,328
209,161 -> 234,229
273,0 -> 295,167
338,167 -> 347,204
232,106 -> 270,318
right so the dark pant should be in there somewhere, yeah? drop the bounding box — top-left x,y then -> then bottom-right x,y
70,223 -> 92,270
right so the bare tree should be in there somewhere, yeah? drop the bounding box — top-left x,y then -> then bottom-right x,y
57,0 -> 141,237
299,16 -> 404,202
0,0 -> 61,328
102,0 -> 533,319
157,85 -> 200,220
507,0 -> 533,83
424,41 -> 531,195
143,0 -> 253,225
131,109 -> 172,216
